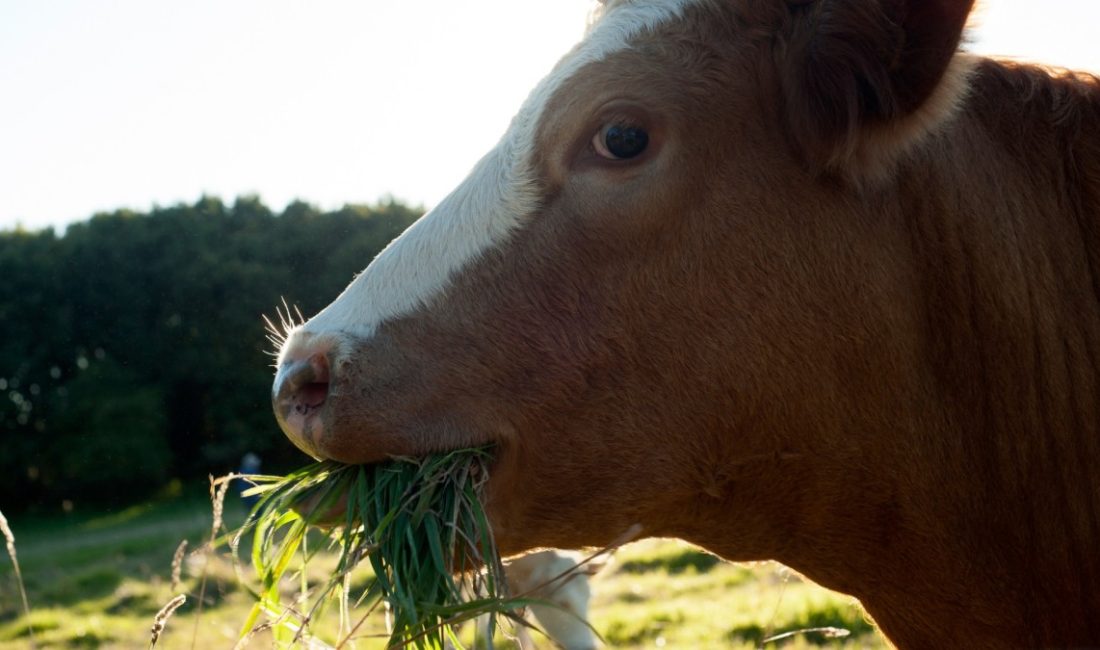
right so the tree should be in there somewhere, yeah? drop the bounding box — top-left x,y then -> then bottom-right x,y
0,196 -> 423,511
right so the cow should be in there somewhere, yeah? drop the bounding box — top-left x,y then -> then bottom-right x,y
271,0 -> 1100,646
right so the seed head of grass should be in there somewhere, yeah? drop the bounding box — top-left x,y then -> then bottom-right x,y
236,447 -> 528,649
170,540 -> 188,593
209,473 -> 235,541
149,594 -> 187,649
232,619 -> 277,650
189,472 -> 239,650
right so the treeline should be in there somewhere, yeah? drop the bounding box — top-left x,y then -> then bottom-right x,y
0,196 -> 422,511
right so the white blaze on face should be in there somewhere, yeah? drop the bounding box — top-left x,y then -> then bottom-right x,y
280,0 -> 702,362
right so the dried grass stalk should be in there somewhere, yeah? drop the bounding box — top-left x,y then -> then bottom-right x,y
210,473 -> 235,539
232,619 -> 277,650
0,508 -> 35,648
170,540 -> 188,593
149,594 -> 187,649
762,626 -> 852,644
190,473 -> 237,650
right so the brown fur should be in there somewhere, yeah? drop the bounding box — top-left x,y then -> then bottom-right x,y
277,1 -> 1100,646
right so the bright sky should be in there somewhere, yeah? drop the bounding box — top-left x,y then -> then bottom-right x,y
2,0 -> 1098,233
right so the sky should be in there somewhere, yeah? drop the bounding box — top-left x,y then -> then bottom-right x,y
2,0 -> 1098,233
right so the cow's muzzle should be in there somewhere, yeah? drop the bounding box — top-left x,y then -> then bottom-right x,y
272,351 -> 331,458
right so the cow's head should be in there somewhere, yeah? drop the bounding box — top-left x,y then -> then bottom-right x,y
273,0 -> 975,556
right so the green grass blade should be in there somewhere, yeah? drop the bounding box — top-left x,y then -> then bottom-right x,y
235,447 -> 519,649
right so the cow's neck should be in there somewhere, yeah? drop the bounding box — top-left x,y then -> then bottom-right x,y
685,59 -> 1100,648
870,60 -> 1100,647
917,56 -> 1100,616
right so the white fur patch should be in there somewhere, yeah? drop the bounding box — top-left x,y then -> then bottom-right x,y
282,0 -> 703,359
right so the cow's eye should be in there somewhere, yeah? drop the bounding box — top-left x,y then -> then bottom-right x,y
592,124 -> 649,160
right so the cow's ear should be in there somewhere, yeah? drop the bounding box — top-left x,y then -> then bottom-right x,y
777,0 -> 976,176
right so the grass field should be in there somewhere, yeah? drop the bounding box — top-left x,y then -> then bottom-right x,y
0,482 -> 888,649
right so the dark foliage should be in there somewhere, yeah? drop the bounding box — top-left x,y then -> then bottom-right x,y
0,196 -> 422,510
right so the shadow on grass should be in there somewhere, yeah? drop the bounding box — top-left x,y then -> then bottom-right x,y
0,612 -> 60,640
38,568 -> 122,608
604,610 -> 686,645
615,548 -> 722,575
104,588 -> 167,617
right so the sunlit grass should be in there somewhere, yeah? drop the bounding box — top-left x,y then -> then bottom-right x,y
589,539 -> 879,650
0,484 -> 889,649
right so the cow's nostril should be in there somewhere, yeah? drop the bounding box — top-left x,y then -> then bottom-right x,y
273,351 -> 333,454
296,381 -> 329,413
291,353 -> 330,413
306,352 -> 330,385
301,352 -> 330,405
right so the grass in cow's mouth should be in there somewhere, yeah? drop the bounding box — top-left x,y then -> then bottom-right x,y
231,447 -> 526,649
